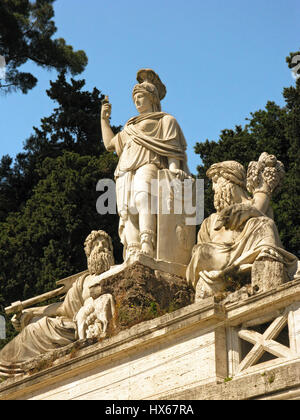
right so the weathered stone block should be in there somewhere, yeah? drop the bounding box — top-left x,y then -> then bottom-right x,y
252,258 -> 289,293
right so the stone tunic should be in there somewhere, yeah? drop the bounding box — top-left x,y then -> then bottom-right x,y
111,112 -> 189,253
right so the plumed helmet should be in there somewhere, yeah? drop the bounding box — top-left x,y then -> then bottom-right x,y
132,68 -> 166,112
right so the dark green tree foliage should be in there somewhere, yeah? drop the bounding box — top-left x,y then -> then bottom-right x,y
0,0 -> 87,94
0,74 -> 121,347
195,50 -> 300,258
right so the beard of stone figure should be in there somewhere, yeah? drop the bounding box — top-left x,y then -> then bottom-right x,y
213,177 -> 236,213
87,241 -> 114,276
213,176 -> 248,213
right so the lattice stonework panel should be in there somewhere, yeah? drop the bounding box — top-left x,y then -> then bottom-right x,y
227,302 -> 300,376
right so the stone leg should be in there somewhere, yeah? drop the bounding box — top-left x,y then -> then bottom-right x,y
124,214 -> 140,259
135,191 -> 156,257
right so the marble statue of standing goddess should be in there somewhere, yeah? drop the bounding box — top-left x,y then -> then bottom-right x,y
101,69 -> 190,260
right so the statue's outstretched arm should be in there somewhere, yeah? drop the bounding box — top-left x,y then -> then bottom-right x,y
11,302 -> 62,331
215,153 -> 284,231
100,96 -> 116,152
247,152 -> 285,215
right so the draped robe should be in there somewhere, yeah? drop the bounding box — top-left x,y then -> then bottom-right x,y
112,112 -> 189,251
186,213 -> 298,291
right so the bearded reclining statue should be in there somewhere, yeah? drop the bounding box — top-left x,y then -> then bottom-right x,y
186,152 -> 300,300
0,230 -> 116,377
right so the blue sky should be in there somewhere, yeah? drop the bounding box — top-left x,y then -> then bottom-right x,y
1,0 -> 299,174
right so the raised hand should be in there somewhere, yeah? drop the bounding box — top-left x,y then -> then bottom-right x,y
11,309 -> 35,331
101,95 -> 111,121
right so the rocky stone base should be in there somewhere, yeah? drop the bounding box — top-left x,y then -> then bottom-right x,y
90,261 -> 194,336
